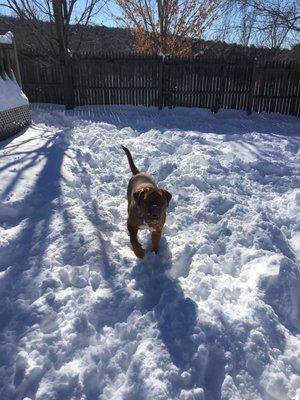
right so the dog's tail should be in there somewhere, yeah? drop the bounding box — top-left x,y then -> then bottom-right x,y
121,145 -> 140,175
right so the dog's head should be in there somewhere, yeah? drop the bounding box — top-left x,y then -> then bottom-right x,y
133,187 -> 172,226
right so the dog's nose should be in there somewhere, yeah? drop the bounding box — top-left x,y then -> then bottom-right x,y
149,205 -> 160,219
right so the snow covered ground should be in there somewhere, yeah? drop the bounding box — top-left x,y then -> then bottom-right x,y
0,105 -> 299,400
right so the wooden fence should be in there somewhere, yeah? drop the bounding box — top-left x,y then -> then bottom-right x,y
18,51 -> 300,116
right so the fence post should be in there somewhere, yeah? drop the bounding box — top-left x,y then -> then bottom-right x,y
247,58 -> 257,115
64,56 -> 75,110
217,63 -> 226,111
289,66 -> 297,116
158,55 -> 163,110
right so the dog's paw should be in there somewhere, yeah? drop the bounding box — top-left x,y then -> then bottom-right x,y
133,245 -> 145,259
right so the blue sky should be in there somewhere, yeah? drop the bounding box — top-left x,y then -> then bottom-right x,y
98,3 -> 121,26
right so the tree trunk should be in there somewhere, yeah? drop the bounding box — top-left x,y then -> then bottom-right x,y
52,0 -> 74,109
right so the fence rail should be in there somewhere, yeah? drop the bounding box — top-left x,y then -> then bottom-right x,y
18,51 -> 300,116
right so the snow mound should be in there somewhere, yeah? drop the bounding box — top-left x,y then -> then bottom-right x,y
0,106 -> 299,400
0,31 -> 13,44
0,75 -> 29,112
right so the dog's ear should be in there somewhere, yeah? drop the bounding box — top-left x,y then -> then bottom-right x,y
161,189 -> 172,206
133,188 -> 148,205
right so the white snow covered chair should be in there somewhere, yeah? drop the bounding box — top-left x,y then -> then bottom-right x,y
0,32 -> 31,140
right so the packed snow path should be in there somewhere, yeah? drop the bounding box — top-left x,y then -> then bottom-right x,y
0,106 -> 299,400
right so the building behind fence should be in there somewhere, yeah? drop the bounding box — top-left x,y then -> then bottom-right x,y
18,51 -> 300,117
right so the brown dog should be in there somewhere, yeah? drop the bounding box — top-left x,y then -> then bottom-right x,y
122,146 -> 172,258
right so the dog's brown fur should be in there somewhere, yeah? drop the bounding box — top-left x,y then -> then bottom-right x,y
122,146 -> 172,258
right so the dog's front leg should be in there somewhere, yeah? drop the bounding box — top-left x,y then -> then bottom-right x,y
127,223 -> 145,259
151,230 -> 162,253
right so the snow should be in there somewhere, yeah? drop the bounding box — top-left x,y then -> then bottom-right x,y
0,31 -> 13,44
0,105 -> 299,400
0,75 -> 29,112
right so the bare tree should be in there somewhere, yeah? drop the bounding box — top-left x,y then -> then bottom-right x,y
115,0 -> 222,55
249,0 -> 299,33
0,0 -> 106,57
215,0 -> 299,49
238,10 -> 257,47
255,16 -> 291,48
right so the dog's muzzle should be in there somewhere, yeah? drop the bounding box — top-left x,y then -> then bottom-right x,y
146,205 -> 161,225
150,204 -> 160,218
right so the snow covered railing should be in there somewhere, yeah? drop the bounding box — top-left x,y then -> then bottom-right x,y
0,32 -> 31,140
